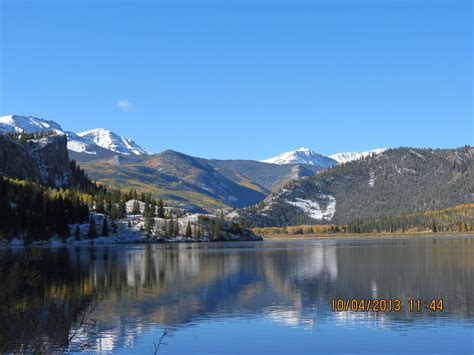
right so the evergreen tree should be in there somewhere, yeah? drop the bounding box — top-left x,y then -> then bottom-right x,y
167,217 -> 174,237
102,217 -> 109,236
157,198 -> 165,218
143,203 -> 155,237
95,193 -> 105,214
111,221 -> 118,234
174,218 -> 180,236
132,200 -> 141,215
87,218 -> 97,239
74,225 -> 81,240
142,202 -> 149,217
185,221 -> 192,238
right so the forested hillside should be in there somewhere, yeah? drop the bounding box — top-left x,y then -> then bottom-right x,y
79,150 -> 272,211
253,204 -> 474,236
0,133 -> 256,243
241,147 -> 473,227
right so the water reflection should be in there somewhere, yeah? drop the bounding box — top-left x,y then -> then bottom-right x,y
0,237 -> 473,352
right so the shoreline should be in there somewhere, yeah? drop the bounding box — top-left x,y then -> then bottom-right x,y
0,234 -> 263,249
260,231 -> 474,241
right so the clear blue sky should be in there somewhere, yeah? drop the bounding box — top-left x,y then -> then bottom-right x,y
1,0 -> 472,159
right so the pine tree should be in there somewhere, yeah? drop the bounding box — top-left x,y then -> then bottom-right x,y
102,217 -> 109,236
132,200 -> 141,215
167,217 -> 174,237
174,218 -> 180,237
143,203 -> 155,237
143,202 -> 149,217
74,225 -> 81,240
88,218 -> 97,239
185,221 -> 192,238
157,198 -> 165,218
95,193 -> 105,214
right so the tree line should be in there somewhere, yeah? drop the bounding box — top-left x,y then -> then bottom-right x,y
253,204 -> 473,236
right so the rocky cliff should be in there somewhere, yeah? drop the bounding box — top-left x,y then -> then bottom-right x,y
0,134 -> 71,187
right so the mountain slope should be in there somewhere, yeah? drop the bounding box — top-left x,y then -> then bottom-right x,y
329,148 -> 386,164
262,147 -> 337,168
202,159 -> 322,193
0,115 -> 150,157
80,150 -> 267,211
78,128 -> 151,156
241,147 -> 474,226
0,115 -> 63,133
0,133 -> 71,187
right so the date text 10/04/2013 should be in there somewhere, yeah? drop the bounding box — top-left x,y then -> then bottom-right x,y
331,299 -> 444,313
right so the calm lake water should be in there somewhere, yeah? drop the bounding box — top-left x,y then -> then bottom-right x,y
1,236 -> 473,354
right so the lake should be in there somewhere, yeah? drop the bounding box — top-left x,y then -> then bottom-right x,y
0,236 -> 473,354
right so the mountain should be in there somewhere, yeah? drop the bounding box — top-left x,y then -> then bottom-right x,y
0,114 -> 63,134
0,115 -> 150,158
79,150 -> 267,211
78,154 -> 325,212
262,147 -> 337,168
329,148 -> 387,164
240,147 -> 474,227
202,159 -> 322,193
1,115 -> 327,211
77,128 -> 151,156
0,133 -> 71,187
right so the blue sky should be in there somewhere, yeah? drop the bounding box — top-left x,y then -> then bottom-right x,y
1,0 -> 472,159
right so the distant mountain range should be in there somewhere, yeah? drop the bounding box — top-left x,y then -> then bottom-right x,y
0,115 -> 385,165
329,148 -> 387,164
2,114 -> 471,221
0,115 -> 150,157
262,147 -> 337,167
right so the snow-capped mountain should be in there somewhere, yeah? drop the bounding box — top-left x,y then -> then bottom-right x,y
261,147 -> 337,168
329,148 -> 387,164
0,115 -> 150,156
0,115 -> 63,134
78,128 -> 150,156
262,146 -> 388,167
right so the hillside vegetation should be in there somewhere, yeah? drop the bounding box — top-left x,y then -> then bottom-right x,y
242,147 -> 473,227
253,203 -> 474,237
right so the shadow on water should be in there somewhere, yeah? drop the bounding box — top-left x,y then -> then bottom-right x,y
0,237 -> 473,352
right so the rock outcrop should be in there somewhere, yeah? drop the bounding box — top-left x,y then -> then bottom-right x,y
0,134 -> 71,187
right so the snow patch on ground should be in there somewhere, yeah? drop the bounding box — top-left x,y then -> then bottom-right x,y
125,199 -> 145,214
368,171 -> 375,187
409,149 -> 425,159
286,195 -> 336,220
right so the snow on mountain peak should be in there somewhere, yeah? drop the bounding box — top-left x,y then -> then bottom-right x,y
1,114 -> 151,156
78,128 -> 151,156
262,147 -> 337,168
329,148 -> 387,164
0,115 -> 64,134
296,147 -> 311,152
262,146 -> 388,168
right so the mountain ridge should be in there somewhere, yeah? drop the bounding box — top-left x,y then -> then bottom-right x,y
0,115 -> 151,157
261,147 -> 337,168
240,146 -> 474,226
